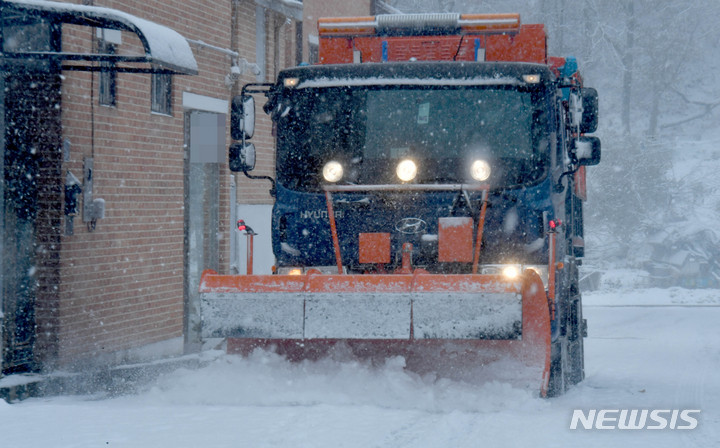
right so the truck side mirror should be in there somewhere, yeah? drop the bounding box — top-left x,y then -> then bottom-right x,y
231,94 -> 255,140
580,87 -> 598,134
575,136 -> 601,166
229,142 -> 256,172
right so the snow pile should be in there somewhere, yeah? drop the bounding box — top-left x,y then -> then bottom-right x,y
141,349 -> 541,414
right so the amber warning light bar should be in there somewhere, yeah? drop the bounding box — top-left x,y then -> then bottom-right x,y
318,13 -> 521,37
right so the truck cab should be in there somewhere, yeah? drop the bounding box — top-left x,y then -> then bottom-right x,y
224,12 -> 600,395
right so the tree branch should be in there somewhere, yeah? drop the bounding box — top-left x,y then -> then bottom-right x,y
661,89 -> 720,129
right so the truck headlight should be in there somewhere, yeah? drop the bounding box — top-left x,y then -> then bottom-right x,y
502,265 -> 520,279
480,264 -> 522,279
396,159 -> 417,182
481,264 -> 547,286
470,159 -> 491,181
323,161 -> 344,183
276,266 -> 346,275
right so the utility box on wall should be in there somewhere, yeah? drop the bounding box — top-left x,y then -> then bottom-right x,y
82,157 -> 105,229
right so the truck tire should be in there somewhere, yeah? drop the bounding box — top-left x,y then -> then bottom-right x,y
566,296 -> 585,385
546,336 -> 568,397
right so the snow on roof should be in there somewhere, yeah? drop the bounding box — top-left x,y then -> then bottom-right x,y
296,76 -> 520,89
5,0 -> 198,75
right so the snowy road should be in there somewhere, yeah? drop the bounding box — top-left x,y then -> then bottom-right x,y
1,287 -> 719,448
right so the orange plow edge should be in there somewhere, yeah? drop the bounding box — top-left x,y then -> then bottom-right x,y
199,269 -> 551,396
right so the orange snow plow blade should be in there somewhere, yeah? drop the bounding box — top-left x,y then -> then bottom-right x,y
199,269 -> 552,396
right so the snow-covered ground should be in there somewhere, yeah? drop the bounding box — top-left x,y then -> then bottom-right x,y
1,279 -> 718,447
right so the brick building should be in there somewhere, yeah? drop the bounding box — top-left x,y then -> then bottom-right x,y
1,0 -> 400,377
0,0 -> 301,375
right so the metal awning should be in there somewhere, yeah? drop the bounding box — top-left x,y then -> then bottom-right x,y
1,0 -> 198,75
254,0 -> 302,22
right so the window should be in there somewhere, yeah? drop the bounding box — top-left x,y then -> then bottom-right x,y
151,72 -> 172,115
98,40 -> 116,106
276,85 -> 550,191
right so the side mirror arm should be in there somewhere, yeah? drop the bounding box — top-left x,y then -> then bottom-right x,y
242,169 -> 276,197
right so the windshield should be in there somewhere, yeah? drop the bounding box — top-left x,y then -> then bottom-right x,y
275,85 -> 550,192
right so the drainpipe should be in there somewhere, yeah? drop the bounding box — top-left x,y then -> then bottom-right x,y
255,5 -> 266,82
273,15 -> 291,80
231,0 -> 241,96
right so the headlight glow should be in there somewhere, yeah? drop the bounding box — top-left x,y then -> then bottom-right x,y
277,267 -> 304,275
502,265 -> 520,279
283,77 -> 300,88
322,161 -> 344,183
277,266 -> 346,275
396,159 -> 418,182
471,159 -> 491,181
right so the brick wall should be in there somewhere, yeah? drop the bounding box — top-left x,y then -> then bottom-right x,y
37,0 -> 238,368
19,0 -> 302,370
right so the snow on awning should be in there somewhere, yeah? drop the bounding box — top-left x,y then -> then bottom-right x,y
254,0 -> 302,22
1,0 -> 198,75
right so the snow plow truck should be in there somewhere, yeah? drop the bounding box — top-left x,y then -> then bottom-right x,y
200,13 -> 600,397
